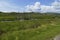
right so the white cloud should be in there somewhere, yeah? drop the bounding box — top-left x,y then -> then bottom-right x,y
0,1 -> 22,12
40,5 -> 54,13
34,2 -> 41,9
25,2 -> 41,12
51,0 -> 60,13
0,0 -> 60,13
25,1 -> 60,13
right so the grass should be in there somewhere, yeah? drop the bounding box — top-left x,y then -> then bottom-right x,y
1,25 -> 60,40
0,13 -> 60,40
0,19 -> 60,40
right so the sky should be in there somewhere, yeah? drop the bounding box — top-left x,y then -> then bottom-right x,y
0,0 -> 60,13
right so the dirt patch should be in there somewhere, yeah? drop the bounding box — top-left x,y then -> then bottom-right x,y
54,35 -> 60,40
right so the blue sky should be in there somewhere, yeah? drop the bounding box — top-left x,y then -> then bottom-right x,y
0,0 -> 60,12
3,0 -> 55,6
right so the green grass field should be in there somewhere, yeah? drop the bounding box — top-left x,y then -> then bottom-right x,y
0,12 -> 60,40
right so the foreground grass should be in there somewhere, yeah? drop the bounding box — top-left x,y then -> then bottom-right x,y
0,19 -> 60,40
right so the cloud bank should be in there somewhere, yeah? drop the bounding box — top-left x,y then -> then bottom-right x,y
0,0 -> 60,13
0,1 -> 22,12
26,1 -> 60,13
25,2 -> 41,12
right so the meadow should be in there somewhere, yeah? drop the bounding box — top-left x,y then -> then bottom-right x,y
0,12 -> 60,40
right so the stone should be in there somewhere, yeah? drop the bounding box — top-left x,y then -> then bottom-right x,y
54,35 -> 60,40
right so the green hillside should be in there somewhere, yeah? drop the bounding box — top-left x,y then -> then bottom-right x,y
0,12 -> 60,40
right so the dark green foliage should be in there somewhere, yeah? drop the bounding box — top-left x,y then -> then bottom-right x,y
0,12 -> 60,21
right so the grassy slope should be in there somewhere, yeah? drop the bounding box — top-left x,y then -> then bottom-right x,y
0,19 -> 60,40
0,13 -> 60,40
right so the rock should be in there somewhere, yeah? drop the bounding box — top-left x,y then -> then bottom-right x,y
54,35 -> 60,40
